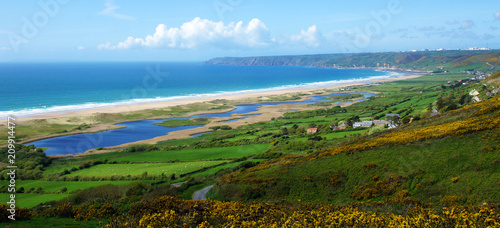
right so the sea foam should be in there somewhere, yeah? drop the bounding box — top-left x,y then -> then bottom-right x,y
0,71 -> 402,119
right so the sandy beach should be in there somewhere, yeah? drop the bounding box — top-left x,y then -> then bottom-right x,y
0,73 -> 426,125
1,72 -> 427,156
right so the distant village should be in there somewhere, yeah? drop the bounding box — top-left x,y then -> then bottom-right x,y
306,113 -> 401,134
405,47 -> 492,53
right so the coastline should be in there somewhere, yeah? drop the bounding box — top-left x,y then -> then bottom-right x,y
0,73 -> 426,125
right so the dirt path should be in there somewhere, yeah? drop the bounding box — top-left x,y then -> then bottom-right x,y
192,185 -> 213,200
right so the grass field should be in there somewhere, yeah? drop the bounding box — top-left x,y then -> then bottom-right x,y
0,180 -> 154,193
0,193 -> 69,209
112,144 -> 269,162
190,159 -> 267,177
64,161 -> 229,177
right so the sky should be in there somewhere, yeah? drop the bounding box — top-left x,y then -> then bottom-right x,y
1,0 -> 499,62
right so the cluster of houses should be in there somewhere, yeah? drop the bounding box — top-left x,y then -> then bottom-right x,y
349,114 -> 400,129
469,87 -> 499,103
469,89 -> 481,103
307,114 -> 400,133
458,72 -> 491,80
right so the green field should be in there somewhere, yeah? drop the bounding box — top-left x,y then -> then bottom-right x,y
190,159 -> 267,177
113,144 -> 269,162
64,161 -> 228,177
0,180 -> 153,193
0,193 -> 69,209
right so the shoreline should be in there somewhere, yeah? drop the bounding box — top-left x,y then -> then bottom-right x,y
2,72 -> 427,156
0,73 -> 426,125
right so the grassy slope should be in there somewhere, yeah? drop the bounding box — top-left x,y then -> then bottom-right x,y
217,130 -> 499,204
211,76 -> 500,207
486,71 -> 500,86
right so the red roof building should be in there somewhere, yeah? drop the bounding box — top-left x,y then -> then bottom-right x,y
307,128 -> 318,133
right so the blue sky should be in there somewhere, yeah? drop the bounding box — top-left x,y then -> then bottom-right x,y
1,0 -> 499,61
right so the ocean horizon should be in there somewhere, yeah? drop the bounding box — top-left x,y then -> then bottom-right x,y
0,62 -> 398,118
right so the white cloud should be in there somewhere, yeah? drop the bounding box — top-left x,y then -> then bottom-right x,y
99,0 -> 135,20
77,46 -> 85,50
99,18 -> 274,50
0,47 -> 11,51
460,20 -> 475,29
495,10 -> 500,20
288,25 -> 324,48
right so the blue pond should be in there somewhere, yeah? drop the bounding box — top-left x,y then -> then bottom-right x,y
29,92 -> 374,155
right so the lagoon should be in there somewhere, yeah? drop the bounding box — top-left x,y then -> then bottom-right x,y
29,92 -> 374,155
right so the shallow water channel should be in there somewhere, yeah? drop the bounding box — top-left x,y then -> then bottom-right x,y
29,92 -> 374,155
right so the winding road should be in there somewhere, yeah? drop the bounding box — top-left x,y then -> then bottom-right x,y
192,185 -> 213,200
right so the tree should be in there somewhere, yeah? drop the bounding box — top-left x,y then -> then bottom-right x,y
281,127 -> 289,135
459,94 -> 470,105
436,96 -> 445,110
126,182 -> 147,197
386,115 -> 401,126
402,116 -> 411,124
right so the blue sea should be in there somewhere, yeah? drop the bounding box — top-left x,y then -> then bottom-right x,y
0,62 -> 396,118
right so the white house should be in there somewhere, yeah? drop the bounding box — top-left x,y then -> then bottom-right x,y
353,121 -> 373,128
469,89 -> 480,96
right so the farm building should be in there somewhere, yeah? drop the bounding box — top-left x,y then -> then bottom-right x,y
469,89 -> 480,96
372,120 -> 387,126
307,128 -> 318,133
353,121 -> 373,128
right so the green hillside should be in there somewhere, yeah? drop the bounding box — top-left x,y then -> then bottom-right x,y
212,94 -> 500,207
205,50 -> 500,72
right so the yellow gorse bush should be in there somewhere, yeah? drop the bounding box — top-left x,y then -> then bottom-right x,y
94,196 -> 499,227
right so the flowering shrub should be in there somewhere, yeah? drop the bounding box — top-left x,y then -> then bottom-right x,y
92,197 -> 500,227
0,204 -> 32,222
351,174 -> 404,200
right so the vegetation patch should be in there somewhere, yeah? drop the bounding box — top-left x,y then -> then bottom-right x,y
154,117 -> 211,127
324,93 -> 364,102
63,161 -> 228,178
113,144 -> 269,162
